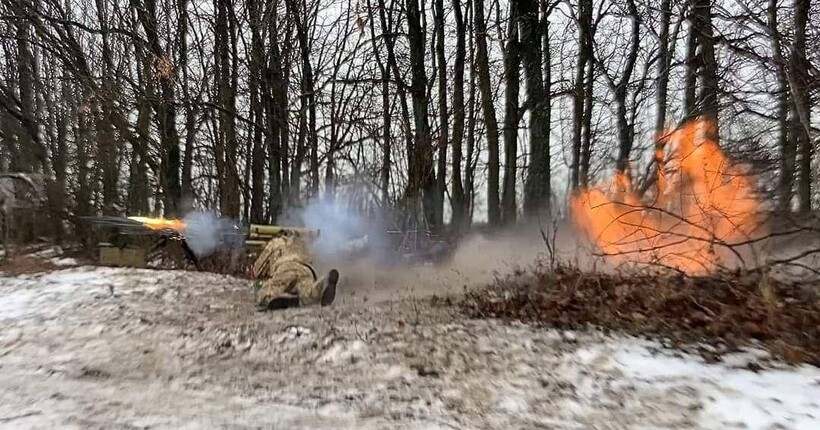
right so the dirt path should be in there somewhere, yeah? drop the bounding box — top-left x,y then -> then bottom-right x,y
1,267 -> 818,429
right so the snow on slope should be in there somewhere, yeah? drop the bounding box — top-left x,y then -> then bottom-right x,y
0,266 -> 818,429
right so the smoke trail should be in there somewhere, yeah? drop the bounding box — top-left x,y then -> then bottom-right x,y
281,199 -> 379,261
182,211 -> 243,258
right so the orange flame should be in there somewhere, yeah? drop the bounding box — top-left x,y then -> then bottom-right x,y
128,216 -> 186,232
570,119 -> 765,273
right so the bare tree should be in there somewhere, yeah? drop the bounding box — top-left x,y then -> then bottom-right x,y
522,0 -> 552,217
501,0 -> 521,224
450,0 -> 467,231
791,0 -> 812,213
406,0 -> 437,229
473,0 -> 501,225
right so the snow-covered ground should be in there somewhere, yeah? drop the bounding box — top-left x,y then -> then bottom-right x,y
0,266 -> 818,429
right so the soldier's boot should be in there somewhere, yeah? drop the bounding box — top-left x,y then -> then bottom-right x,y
267,294 -> 300,310
320,269 -> 339,306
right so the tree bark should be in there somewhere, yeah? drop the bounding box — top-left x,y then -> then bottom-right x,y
769,0 -> 793,213
611,0 -> 640,176
465,0 -> 477,223
178,0 -> 196,210
267,2 -> 285,221
14,7 -> 45,173
94,0 -> 118,214
791,0 -> 811,213
406,0 -> 437,230
685,0 -> 719,142
133,0 -> 182,215
522,0 -> 550,216
571,0 -> 591,190
248,0 -> 266,223
501,0 -> 520,224
683,3 -> 700,119
654,0 -> 672,198
693,0 -> 719,141
578,0 -> 594,188
450,0 -> 467,231
433,0 -> 448,229
473,0 -> 501,225
214,0 -> 240,218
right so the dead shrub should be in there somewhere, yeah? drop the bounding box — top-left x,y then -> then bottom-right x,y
465,263 -> 820,365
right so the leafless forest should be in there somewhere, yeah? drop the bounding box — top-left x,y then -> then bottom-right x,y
0,0 -> 817,238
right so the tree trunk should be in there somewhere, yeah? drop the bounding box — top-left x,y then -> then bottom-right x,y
571,0 -> 591,190
612,0 -> 640,176
15,12 -> 44,173
434,0 -> 448,229
214,0 -> 240,218
248,0 -> 266,223
693,0 -> 719,141
522,0 -> 550,216
450,0 -> 467,231
267,5 -> 284,221
325,78 -> 338,202
94,0 -> 118,214
377,0 -> 414,195
178,0 -> 196,210
579,0 -> 594,188
285,0 -> 316,201
465,0 -> 477,223
791,0 -> 811,213
129,34 -> 152,215
52,77 -> 70,240
770,0 -> 793,213
365,0 -> 392,205
685,0 -> 719,142
406,0 -> 436,229
134,0 -> 181,215
501,0 -> 520,224
473,0 -> 501,225
683,4 -> 700,119
654,0 -> 672,197
76,87 -> 92,219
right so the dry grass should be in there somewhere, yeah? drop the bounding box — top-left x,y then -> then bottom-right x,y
465,263 -> 820,365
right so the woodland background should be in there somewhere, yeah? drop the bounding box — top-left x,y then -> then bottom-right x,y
0,0 -> 817,238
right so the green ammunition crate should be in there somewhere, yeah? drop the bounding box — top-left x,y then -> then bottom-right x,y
99,243 -> 148,268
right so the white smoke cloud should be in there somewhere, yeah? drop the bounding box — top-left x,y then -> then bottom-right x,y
281,199 -> 381,261
182,211 -> 243,258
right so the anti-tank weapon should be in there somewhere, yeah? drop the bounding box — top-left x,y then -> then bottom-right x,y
84,215 -> 320,268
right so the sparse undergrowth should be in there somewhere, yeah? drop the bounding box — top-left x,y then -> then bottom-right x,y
464,264 -> 820,366
0,255 -> 59,276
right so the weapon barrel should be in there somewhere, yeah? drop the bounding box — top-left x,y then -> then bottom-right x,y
246,224 -> 320,240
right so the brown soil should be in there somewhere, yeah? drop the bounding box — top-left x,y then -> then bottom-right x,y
0,255 -> 59,276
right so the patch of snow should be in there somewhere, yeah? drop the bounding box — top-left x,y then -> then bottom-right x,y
497,390 -> 529,414
0,267 -> 152,321
606,338 -> 820,430
2,266 -> 819,429
317,339 -> 368,364
0,288 -> 38,320
49,257 -> 77,267
30,246 -> 62,259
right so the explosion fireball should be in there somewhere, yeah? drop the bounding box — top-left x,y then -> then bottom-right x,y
570,119 -> 766,274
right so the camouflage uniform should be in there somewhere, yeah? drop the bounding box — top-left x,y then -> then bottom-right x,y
252,233 -> 337,310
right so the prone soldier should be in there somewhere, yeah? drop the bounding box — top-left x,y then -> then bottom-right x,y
251,232 -> 338,310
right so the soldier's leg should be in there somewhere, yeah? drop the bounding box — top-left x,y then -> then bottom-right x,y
321,269 -> 339,306
294,268 -> 338,306
255,275 -> 300,311
252,236 -> 288,278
